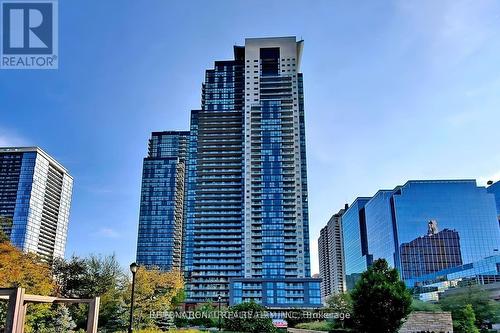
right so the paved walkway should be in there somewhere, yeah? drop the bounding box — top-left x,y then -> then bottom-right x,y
287,328 -> 325,333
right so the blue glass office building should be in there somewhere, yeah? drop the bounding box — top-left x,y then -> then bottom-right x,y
487,180 -> 500,222
342,180 -> 500,299
341,197 -> 371,290
136,131 -> 189,270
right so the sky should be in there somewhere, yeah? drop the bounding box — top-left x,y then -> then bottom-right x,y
1,0 -> 500,274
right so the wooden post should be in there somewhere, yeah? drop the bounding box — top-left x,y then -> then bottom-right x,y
2,288 -> 25,333
86,297 -> 100,333
16,301 -> 28,333
1,289 -> 100,332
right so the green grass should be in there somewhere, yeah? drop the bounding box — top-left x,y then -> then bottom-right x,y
295,320 -> 332,331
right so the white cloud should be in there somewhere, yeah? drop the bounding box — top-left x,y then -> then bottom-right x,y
96,227 -> 120,239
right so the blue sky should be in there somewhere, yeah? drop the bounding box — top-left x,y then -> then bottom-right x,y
1,0 -> 500,274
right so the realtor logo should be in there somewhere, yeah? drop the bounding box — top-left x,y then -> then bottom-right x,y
1,0 -> 58,69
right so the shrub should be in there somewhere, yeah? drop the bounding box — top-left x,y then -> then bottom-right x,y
223,301 -> 276,333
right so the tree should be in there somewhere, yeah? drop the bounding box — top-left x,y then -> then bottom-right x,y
350,259 -> 412,333
126,267 -> 184,329
0,216 -> 12,243
0,242 -> 55,295
284,308 -> 308,328
224,301 -> 276,333
453,304 -> 479,333
52,254 -> 129,331
439,285 -> 500,330
0,228 -> 9,243
411,299 -> 442,312
52,305 -> 77,332
53,254 -> 127,298
0,242 -> 62,332
326,292 -> 353,328
190,302 -> 218,328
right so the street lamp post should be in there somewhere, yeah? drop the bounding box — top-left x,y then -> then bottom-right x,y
218,294 -> 222,331
128,262 -> 138,333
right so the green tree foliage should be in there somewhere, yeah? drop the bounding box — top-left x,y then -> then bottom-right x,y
224,301 -> 276,333
53,254 -> 127,298
52,254 -> 129,331
0,248 -> 185,332
411,299 -> 442,312
189,302 -> 218,327
453,304 -> 479,333
0,241 -> 58,332
439,285 -> 500,330
53,305 -> 77,332
125,267 -> 184,329
0,228 -> 9,243
326,292 -> 353,328
0,216 -> 12,243
283,308 -> 307,328
0,242 -> 56,294
23,304 -> 79,333
350,259 -> 412,333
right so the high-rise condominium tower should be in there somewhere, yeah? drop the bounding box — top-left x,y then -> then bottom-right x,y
318,209 -> 346,301
136,37 -> 321,308
0,147 -> 73,260
136,131 -> 189,270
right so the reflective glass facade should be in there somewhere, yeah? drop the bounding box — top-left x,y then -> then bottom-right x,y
400,228 -> 463,280
237,37 -> 318,308
137,37 -> 319,308
487,180 -> 500,223
0,147 -> 73,260
136,131 -> 188,270
183,58 -> 245,304
229,278 -> 321,308
365,190 -> 397,268
243,38 -> 311,283
343,180 -> 500,297
390,181 -> 499,288
341,197 -> 371,290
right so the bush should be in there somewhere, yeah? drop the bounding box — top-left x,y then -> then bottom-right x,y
223,301 -> 276,333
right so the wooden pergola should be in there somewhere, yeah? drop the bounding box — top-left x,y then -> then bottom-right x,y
0,288 -> 100,333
